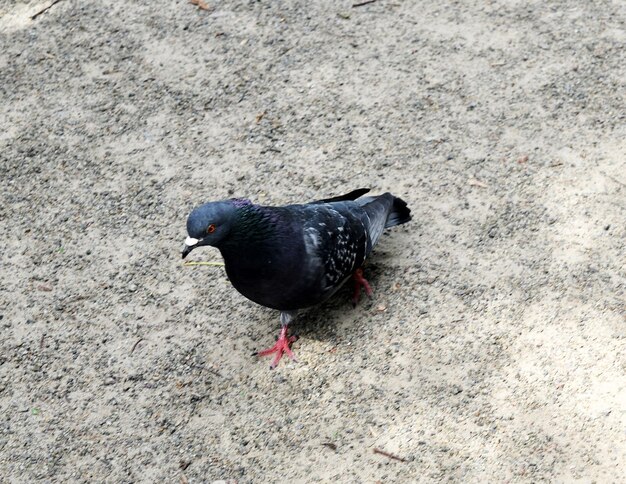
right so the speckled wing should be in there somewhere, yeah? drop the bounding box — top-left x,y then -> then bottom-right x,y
300,203 -> 370,299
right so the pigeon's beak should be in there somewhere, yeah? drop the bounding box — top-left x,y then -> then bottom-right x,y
182,236 -> 200,259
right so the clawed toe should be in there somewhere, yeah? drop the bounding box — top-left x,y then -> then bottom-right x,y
257,326 -> 298,369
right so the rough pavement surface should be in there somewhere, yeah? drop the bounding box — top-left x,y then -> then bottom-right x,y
1,0 -> 624,481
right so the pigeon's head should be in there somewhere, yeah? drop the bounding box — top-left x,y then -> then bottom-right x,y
182,201 -> 237,258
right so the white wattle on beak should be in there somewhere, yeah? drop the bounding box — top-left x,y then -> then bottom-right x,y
185,237 -> 199,247
182,237 -> 201,259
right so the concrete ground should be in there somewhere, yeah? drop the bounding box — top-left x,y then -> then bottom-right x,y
1,0 -> 624,481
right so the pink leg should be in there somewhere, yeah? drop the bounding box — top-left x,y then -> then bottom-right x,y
352,268 -> 373,306
257,326 -> 298,369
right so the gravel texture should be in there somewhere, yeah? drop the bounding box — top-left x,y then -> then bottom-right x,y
1,0 -> 625,482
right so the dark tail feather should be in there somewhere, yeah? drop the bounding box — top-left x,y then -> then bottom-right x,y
361,193 -> 411,249
385,195 -> 411,228
312,188 -> 370,205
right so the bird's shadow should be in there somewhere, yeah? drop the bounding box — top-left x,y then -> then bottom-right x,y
291,261 -> 385,343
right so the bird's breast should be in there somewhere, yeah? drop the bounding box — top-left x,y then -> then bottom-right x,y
220,242 -> 318,311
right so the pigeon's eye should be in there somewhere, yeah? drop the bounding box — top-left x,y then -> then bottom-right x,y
207,224 -> 216,234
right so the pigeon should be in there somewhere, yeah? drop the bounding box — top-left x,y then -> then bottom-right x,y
182,188 -> 411,368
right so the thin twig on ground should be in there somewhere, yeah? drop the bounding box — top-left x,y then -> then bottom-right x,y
130,338 -> 144,354
183,261 -> 225,267
31,0 -> 64,20
601,171 -> 626,188
353,0 -> 378,7
373,448 -> 407,462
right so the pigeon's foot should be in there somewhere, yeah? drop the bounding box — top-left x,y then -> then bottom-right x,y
257,326 -> 298,369
352,268 -> 373,307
